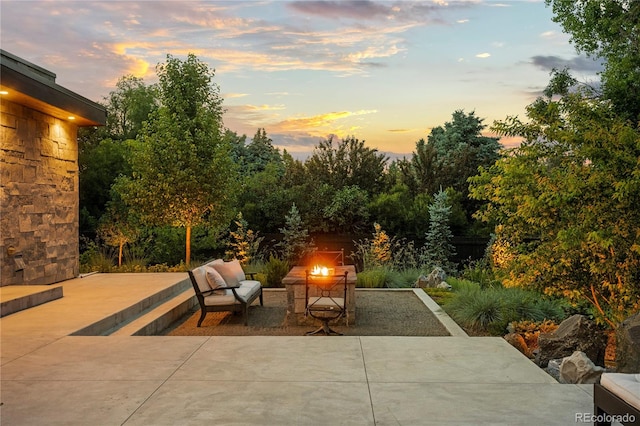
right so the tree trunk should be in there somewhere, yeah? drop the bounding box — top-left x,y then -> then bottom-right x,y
186,225 -> 191,266
118,241 -> 124,267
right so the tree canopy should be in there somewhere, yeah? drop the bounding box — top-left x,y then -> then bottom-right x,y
116,53 -> 238,264
470,75 -> 640,327
545,0 -> 640,120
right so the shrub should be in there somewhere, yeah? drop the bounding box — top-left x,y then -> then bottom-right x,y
387,268 -> 422,288
79,241 -> 114,273
444,284 -> 567,335
446,288 -> 503,332
508,319 -> 559,355
460,259 -> 500,288
446,277 -> 481,293
262,255 -> 289,288
356,267 -> 389,288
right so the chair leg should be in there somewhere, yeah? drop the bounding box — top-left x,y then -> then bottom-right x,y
306,318 -> 343,336
197,310 -> 206,327
259,291 -> 264,306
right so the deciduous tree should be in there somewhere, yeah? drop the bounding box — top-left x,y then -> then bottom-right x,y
545,0 -> 640,120
470,76 -> 640,327
117,53 -> 238,264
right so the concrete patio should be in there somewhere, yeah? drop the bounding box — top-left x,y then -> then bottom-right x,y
0,273 -> 594,425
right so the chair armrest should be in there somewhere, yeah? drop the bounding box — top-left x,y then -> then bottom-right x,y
200,285 -> 240,296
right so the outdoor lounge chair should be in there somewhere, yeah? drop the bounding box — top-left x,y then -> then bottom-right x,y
188,259 -> 263,327
593,373 -> 640,426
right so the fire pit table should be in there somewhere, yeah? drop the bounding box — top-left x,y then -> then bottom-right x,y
282,265 -> 357,326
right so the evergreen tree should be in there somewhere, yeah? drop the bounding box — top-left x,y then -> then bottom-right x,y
277,203 -> 313,263
422,189 -> 456,272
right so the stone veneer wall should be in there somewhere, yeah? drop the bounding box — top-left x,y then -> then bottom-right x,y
1,99 -> 80,286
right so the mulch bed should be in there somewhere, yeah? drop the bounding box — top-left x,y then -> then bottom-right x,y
163,289 -> 450,337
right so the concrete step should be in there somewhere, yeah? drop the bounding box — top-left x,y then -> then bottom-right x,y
1,285 -> 63,317
110,289 -> 197,336
71,277 -> 193,336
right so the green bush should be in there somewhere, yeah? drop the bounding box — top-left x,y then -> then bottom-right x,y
386,268 -> 422,288
262,255 -> 289,288
79,241 -> 114,273
444,284 -> 567,335
446,277 -> 481,293
460,259 -> 500,288
356,267 -> 389,288
445,288 -> 503,332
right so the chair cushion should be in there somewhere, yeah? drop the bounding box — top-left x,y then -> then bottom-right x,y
213,259 -> 246,287
203,282 -> 261,306
204,266 -> 227,289
600,373 -> 640,410
308,296 -> 344,310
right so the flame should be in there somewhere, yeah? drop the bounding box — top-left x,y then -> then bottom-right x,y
311,265 -> 330,276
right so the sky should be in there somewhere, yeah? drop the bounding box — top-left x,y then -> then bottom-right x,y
1,0 -> 603,157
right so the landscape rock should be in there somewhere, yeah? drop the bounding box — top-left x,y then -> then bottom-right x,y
413,275 -> 428,288
545,358 -> 563,382
425,267 -> 447,288
559,351 -> 604,384
436,281 -> 452,290
536,314 -> 607,368
616,311 -> 640,373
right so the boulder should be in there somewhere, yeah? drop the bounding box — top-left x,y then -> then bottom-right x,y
436,281 -> 452,290
616,311 -> 640,373
413,275 -> 428,288
536,314 -> 607,368
425,267 -> 447,288
545,358 -> 563,382
559,351 -> 604,384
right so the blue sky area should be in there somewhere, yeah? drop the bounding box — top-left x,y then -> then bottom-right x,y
1,1 -> 603,156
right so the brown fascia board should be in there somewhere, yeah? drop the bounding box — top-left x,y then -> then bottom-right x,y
0,50 -> 106,127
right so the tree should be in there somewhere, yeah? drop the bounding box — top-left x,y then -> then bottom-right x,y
246,128 -> 282,174
368,183 -> 432,239
79,138 -> 130,236
97,189 -> 139,267
397,139 -> 439,196
545,0 -> 640,120
422,189 -> 456,273
277,203 -> 313,264
237,161 -> 291,234
225,213 -> 263,265
305,136 -> 388,195
398,111 -> 501,236
322,185 -> 370,233
117,53 -> 238,264
469,75 -> 640,327
427,110 -> 501,196
104,75 -> 159,141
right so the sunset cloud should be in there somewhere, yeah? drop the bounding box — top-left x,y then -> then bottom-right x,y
1,0 -> 573,155
224,93 -> 250,99
274,110 -> 377,132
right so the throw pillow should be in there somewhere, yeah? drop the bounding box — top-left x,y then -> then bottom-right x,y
205,266 -> 227,289
213,259 -> 246,287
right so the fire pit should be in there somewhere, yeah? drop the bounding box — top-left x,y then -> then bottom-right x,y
282,265 -> 357,326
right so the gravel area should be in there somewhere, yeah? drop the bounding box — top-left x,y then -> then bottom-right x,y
163,289 -> 450,336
